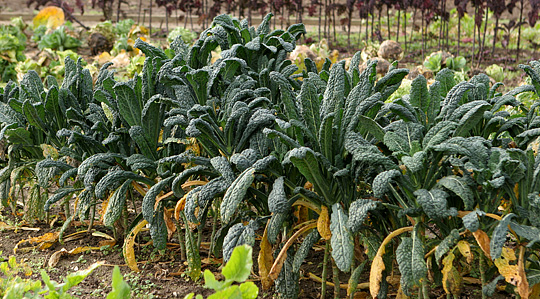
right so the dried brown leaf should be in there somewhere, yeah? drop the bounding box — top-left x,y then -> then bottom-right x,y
258,224 -> 274,290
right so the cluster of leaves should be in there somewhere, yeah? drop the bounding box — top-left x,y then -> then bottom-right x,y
184,245 -> 258,299
4,12 -> 540,299
0,18 -> 27,82
33,24 -> 81,51
0,257 -> 130,298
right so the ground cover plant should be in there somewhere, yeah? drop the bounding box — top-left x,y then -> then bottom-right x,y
3,11 -> 540,299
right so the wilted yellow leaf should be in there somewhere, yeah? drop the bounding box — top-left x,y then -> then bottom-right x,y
369,254 -> 385,298
472,229 -> 491,260
100,192 -> 112,222
269,223 -> 317,281
517,248 -> 530,299
442,252 -> 462,295
40,144 -> 59,160
295,205 -> 309,226
174,195 -> 187,221
14,232 -> 59,253
258,224 -> 274,290
456,240 -> 473,264
494,247 -> 529,298
97,52 -> 112,64
164,207 -> 176,239
33,6 -> 65,29
131,181 -> 147,197
494,247 -> 519,285
123,219 -> 149,272
317,206 -> 332,240
370,226 -> 413,299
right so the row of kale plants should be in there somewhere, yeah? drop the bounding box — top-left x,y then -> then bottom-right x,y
2,13 -> 540,298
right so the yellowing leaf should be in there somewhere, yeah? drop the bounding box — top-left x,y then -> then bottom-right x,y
268,223 -> 317,281
100,191 -> 113,222
258,224 -> 274,290
472,229 -> 491,260
131,181 -> 147,197
123,219 -> 149,272
456,241 -> 473,264
317,206 -> 332,240
33,6 -> 65,29
517,248 -> 530,299
40,144 -> 59,160
441,252 -> 462,295
369,226 -> 413,299
369,254 -> 385,298
97,52 -> 112,64
494,247 -> 528,296
14,232 -> 59,253
164,207 -> 176,239
494,248 -> 517,281
174,195 -> 187,221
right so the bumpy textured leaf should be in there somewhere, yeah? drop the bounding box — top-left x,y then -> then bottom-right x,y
402,151 -> 426,173
210,156 -> 235,184
44,188 -> 81,211
267,212 -> 287,244
298,80 -> 321,140
220,167 -> 256,224
529,193 -> 540,228
372,170 -> 401,199
95,170 -> 153,199
292,229 -> 320,273
223,222 -> 256,262
437,175 -> 474,210
103,180 -> 131,227
274,243 -> 300,299
77,153 -> 124,178
268,177 -> 288,213
283,147 -> 331,202
409,75 -> 430,113
320,63 -> 346,119
490,213 -> 516,260
129,126 -> 158,161
347,199 -> 380,233
396,229 -> 427,296
435,229 -> 460,266
113,83 -> 142,127
462,209 -> 486,232
415,188 -> 458,219
510,222 -> 540,242
330,204 -> 354,272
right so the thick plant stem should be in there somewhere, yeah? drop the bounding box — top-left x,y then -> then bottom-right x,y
422,279 -> 429,299
321,242 -> 330,299
332,258 -> 340,299
88,202 -> 96,233
63,197 -> 71,221
176,222 -> 186,260
208,203 -> 218,258
480,251 -> 487,299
